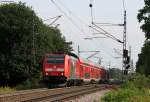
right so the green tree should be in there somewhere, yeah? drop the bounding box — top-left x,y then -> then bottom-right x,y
136,0 -> 150,76
137,0 -> 150,40
136,41 -> 150,76
108,68 -> 122,80
0,2 -> 73,86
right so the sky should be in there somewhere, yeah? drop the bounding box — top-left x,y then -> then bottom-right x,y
3,0 -> 145,69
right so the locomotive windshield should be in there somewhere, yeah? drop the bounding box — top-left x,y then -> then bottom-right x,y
46,55 -> 64,64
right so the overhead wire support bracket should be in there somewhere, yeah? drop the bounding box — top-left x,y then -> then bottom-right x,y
89,24 -> 123,44
94,23 -> 124,26
43,15 -> 62,26
86,51 -> 100,59
84,36 -> 107,40
88,0 -> 123,44
79,51 -> 100,53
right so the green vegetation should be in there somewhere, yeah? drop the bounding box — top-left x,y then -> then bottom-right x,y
108,68 -> 122,80
16,73 -> 44,90
0,2 -> 73,88
102,0 -> 150,101
137,0 -> 150,40
0,87 -> 16,93
136,0 -> 150,76
136,41 -> 150,76
102,74 -> 150,102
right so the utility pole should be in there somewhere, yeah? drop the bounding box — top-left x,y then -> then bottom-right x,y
123,10 -> 130,76
123,10 -> 126,76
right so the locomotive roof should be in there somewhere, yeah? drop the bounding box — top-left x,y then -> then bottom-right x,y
44,53 -> 106,70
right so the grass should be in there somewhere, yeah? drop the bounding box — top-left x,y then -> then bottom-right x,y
101,73 -> 150,102
0,87 -> 16,93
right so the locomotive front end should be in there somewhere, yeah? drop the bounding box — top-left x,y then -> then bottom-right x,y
43,54 -> 67,85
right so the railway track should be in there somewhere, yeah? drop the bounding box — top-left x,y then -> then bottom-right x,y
0,84 -> 116,102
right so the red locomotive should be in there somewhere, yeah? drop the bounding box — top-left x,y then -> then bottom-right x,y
42,54 -> 108,87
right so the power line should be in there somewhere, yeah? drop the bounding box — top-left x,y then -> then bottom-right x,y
88,0 -> 123,44
50,0 -> 86,35
56,0 -> 90,29
56,0 -> 97,39
57,0 -> 72,14
89,23 -> 123,44
43,15 -> 62,22
92,40 -> 115,58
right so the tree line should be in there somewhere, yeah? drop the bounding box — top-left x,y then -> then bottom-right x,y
0,2 -> 73,87
136,0 -> 150,76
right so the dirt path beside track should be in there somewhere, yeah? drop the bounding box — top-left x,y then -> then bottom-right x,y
65,89 -> 110,102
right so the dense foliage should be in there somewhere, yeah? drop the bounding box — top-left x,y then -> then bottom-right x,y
0,2 -> 73,87
108,68 -> 122,80
102,74 -> 150,102
137,0 -> 150,40
136,41 -> 150,75
0,87 -> 16,93
136,0 -> 150,76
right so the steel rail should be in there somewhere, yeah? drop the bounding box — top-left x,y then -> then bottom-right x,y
23,84 -> 112,102
0,84 -> 115,102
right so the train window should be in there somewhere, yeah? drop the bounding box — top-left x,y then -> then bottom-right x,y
47,56 -> 64,58
80,66 -> 83,71
47,55 -> 64,64
47,59 -> 64,64
91,68 -> 94,72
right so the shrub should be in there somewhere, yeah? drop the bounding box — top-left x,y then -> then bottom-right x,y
16,73 -> 45,90
102,74 -> 150,102
0,87 -> 16,93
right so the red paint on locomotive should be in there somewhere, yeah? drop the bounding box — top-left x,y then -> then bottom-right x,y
42,54 -> 108,85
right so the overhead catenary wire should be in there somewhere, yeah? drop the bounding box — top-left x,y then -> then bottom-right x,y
88,0 -> 123,44
89,25 -> 117,42
56,0 -> 116,41
89,23 -> 123,44
56,0 -> 72,14
43,15 -> 62,22
50,0 -> 86,35
56,0 -> 90,28
93,40 -> 115,58
93,40 -> 122,68
50,0 -> 123,65
51,0 -> 100,57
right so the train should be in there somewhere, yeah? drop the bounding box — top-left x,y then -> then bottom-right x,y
42,54 -> 108,87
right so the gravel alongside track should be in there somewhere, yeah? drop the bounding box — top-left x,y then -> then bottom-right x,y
65,89 -> 110,102
0,84 -> 117,102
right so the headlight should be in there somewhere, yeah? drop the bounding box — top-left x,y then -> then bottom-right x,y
46,73 -> 48,75
61,73 -> 64,76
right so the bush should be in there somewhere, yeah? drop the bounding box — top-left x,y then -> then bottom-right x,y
16,73 -> 45,90
102,74 -> 150,102
0,87 -> 16,93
